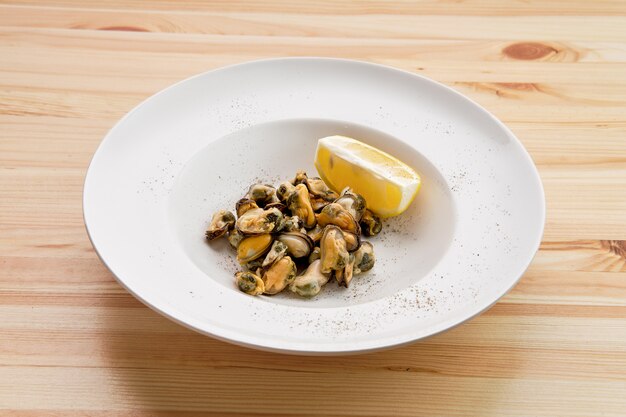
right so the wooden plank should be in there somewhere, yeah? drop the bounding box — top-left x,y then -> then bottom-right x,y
0,318 -> 625,380
509,123 -> 626,167
3,29 -> 626,89
2,1 -> 626,16
1,5 -> 626,44
0,365 -> 625,416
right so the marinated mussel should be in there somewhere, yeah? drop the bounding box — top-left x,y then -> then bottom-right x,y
306,224 -> 324,243
334,253 -> 355,287
276,181 -> 296,203
316,203 -> 360,234
308,246 -> 321,264
290,260 -> 330,298
262,240 -> 288,268
341,230 -> 361,252
360,209 -> 383,236
237,234 -> 273,264
205,210 -> 236,241
286,184 -> 316,228
247,183 -> 280,206
235,198 -> 258,218
279,215 -> 304,233
295,171 -> 338,202
227,229 -> 244,249
236,271 -> 265,295
353,241 -> 375,274
236,207 -> 283,235
319,225 -> 350,274
335,187 -> 366,222
277,232 -> 314,259
263,256 -> 297,294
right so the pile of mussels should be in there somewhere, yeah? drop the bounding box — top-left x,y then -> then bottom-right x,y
206,171 -> 382,298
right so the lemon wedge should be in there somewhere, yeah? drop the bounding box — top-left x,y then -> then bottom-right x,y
314,135 -> 421,218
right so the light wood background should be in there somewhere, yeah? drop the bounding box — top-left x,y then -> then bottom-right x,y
1,1 -> 626,416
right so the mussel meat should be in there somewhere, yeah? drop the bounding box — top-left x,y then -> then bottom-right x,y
287,184 -> 316,228
247,183 -> 279,206
334,253 -> 355,287
265,202 -> 287,213
276,181 -> 296,203
309,196 -> 331,212
244,258 -> 265,271
316,203 -> 360,234
235,198 -> 259,218
263,256 -> 297,294
292,170 -> 308,186
236,207 -> 283,235
211,169 -> 380,298
205,210 -> 236,241
360,209 -> 382,236
290,259 -> 330,298
353,241 -> 375,274
335,187 -> 366,222
319,225 -> 349,274
308,246 -> 321,264
236,271 -> 264,295
237,234 -> 273,264
341,230 -> 361,252
227,229 -> 244,249
306,224 -> 324,243
277,232 -> 314,258
262,240 -> 288,268
279,215 -> 304,233
305,176 -> 339,202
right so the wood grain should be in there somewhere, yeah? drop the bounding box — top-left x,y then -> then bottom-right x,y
1,1 -> 626,416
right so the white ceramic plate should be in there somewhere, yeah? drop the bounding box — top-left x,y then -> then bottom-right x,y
84,58 -> 545,354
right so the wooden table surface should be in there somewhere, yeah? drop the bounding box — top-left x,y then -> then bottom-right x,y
2,1 -> 626,416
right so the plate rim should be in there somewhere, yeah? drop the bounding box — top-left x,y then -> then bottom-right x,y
83,57 -> 546,355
